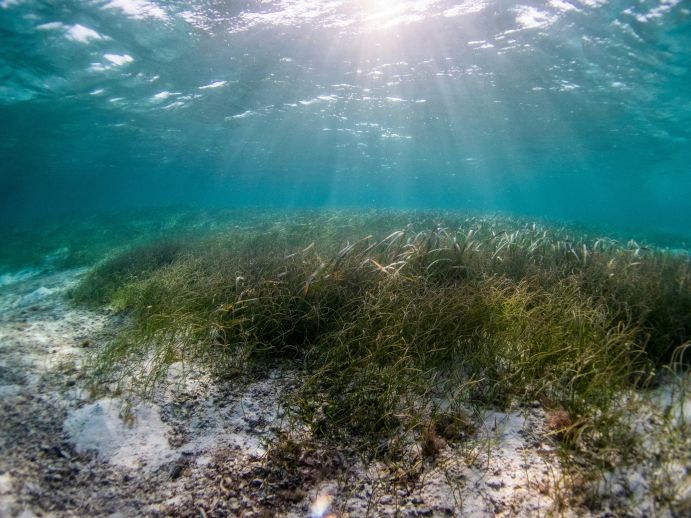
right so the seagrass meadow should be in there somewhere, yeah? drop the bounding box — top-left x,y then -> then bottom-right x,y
0,207 -> 689,514
64,210 -> 690,488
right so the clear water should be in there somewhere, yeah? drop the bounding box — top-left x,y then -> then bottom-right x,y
1,1 -> 690,239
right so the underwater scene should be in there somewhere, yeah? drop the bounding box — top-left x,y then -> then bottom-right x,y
1,1 -> 690,516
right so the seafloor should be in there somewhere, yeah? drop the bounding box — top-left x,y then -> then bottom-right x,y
1,210 -> 690,517
0,267 -> 688,517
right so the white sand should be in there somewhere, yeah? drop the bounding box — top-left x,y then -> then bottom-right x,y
64,398 -> 178,471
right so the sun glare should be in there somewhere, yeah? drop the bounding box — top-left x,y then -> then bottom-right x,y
356,0 -> 441,29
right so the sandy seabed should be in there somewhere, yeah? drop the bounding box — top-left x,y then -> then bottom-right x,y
0,268 -> 688,517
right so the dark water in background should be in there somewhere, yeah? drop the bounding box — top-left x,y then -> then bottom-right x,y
1,1 -> 690,239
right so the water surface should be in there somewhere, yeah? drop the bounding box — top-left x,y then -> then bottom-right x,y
1,1 -> 690,238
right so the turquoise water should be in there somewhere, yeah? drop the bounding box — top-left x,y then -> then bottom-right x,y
1,1 -> 690,239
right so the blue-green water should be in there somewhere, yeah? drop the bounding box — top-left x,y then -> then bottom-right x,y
1,1 -> 690,239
